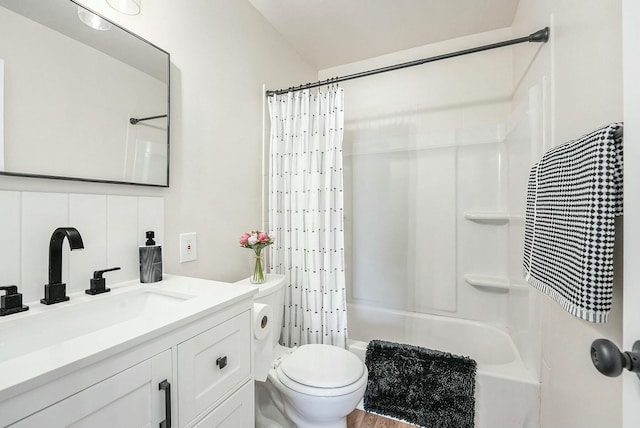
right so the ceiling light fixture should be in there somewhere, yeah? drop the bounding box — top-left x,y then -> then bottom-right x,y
106,0 -> 141,15
77,7 -> 111,31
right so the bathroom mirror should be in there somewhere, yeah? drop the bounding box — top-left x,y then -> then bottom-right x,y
0,0 -> 170,186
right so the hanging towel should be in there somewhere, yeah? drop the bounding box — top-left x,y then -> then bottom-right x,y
523,123 -> 623,323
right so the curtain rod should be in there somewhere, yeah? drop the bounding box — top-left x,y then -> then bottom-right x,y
266,27 -> 549,97
129,114 -> 167,125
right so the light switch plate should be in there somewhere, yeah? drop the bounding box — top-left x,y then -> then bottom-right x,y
179,232 -> 197,263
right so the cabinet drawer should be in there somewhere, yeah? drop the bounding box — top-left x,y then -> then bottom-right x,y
193,381 -> 254,428
178,310 -> 251,425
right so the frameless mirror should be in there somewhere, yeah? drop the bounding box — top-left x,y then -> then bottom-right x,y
0,0 -> 170,186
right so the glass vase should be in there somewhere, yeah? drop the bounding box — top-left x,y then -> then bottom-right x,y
250,251 -> 266,284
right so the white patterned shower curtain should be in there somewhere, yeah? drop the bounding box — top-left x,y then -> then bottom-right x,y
268,88 -> 347,348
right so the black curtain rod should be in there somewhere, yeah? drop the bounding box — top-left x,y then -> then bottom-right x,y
266,27 -> 549,97
129,114 -> 167,125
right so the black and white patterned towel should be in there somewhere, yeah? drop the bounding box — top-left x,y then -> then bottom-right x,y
523,123 -> 623,323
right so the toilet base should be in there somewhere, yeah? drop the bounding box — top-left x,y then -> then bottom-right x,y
256,380 -> 353,428
283,409 -> 347,428
281,400 -> 348,428
255,382 -> 295,428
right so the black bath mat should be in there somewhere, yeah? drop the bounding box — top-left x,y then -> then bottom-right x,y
364,339 -> 477,428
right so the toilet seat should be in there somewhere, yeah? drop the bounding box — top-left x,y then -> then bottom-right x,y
274,344 -> 367,397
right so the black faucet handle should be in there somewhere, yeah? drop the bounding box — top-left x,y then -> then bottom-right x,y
86,267 -> 121,295
0,285 -> 18,295
92,267 -> 121,279
0,285 -> 29,316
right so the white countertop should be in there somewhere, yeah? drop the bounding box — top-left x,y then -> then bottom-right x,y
0,275 -> 256,401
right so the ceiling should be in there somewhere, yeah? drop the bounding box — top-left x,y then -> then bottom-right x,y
248,0 -> 520,70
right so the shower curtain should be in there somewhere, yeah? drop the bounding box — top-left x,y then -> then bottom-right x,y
268,87 -> 348,348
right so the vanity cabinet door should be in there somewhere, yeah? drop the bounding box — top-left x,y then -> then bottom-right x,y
10,350 -> 172,428
192,381 -> 254,428
178,311 -> 251,426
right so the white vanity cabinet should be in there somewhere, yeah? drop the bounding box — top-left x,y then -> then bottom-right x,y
0,277 -> 256,428
10,350 -> 173,428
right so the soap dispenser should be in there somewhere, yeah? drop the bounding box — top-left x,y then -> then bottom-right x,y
139,231 -> 162,283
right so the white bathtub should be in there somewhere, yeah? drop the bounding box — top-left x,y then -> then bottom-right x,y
347,303 -> 540,428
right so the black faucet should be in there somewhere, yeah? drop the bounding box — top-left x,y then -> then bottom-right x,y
41,227 -> 84,305
0,285 -> 29,316
86,267 -> 121,295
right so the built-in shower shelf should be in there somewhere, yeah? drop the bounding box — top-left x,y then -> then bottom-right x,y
464,274 -> 510,291
463,211 -> 525,222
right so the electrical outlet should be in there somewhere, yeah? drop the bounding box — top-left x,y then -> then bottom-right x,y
179,232 -> 197,263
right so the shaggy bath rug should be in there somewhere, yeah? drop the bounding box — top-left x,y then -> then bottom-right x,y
364,339 -> 477,428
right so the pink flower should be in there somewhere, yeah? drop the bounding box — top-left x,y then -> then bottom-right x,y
239,232 -> 253,246
239,230 -> 274,249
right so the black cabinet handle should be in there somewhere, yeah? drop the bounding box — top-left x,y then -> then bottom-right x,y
159,379 -> 171,428
216,355 -> 228,369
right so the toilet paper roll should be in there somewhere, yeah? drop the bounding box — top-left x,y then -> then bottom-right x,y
253,303 -> 274,382
253,302 -> 273,340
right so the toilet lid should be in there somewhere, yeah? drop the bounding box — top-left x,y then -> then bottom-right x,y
278,344 -> 365,389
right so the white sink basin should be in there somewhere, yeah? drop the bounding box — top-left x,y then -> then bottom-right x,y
0,287 -> 193,362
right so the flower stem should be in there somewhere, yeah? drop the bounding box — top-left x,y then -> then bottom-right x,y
252,250 -> 265,283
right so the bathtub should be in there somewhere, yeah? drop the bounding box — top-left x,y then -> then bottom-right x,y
347,303 -> 540,428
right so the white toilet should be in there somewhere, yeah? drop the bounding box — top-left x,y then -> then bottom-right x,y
241,274 -> 367,428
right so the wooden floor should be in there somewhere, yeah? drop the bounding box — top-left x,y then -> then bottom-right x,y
347,409 -> 415,428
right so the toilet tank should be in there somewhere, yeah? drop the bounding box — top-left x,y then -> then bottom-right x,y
237,274 -> 286,347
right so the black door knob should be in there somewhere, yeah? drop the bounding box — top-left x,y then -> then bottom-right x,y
590,338 -> 640,378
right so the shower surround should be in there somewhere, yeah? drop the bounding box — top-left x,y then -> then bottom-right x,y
317,27 -> 544,426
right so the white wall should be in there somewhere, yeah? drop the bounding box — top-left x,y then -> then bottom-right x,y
0,1 -> 316,285
319,29 -> 514,325
512,1 -> 623,427
0,191 -> 162,303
